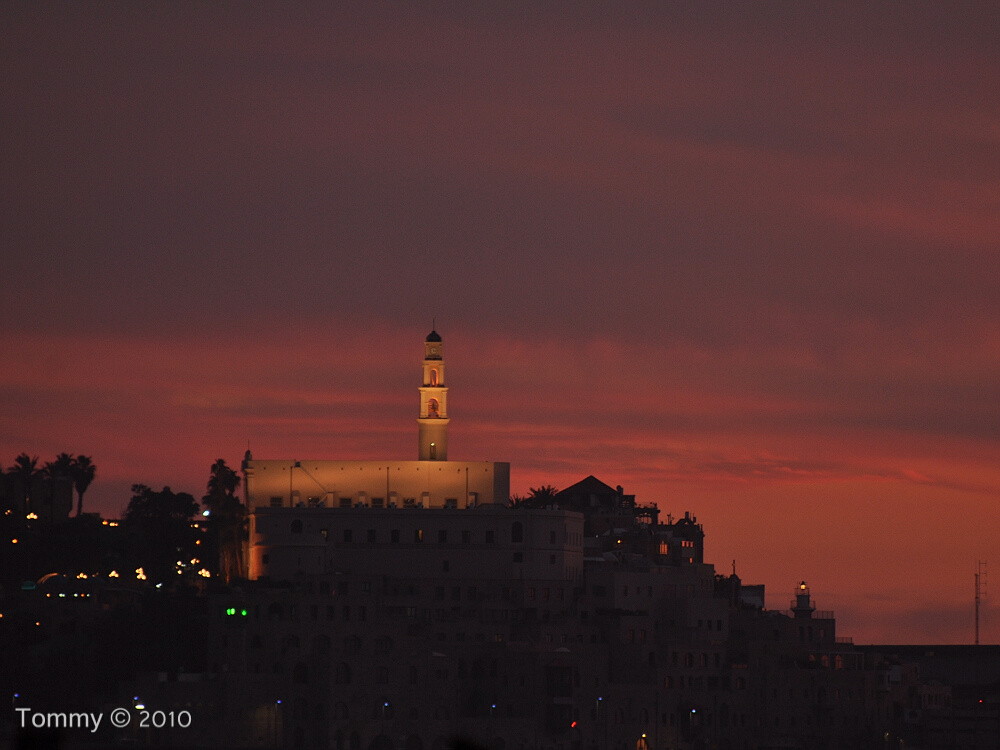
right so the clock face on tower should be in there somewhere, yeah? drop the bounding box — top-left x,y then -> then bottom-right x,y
430,347 -> 438,356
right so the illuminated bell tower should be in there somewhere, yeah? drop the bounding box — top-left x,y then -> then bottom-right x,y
418,329 -> 449,460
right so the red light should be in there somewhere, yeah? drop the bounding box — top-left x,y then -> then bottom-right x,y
571,721 -> 577,728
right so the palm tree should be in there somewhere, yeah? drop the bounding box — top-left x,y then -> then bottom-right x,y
70,455 -> 96,517
205,458 -> 240,503
44,452 -> 76,479
8,453 -> 40,515
528,484 -> 560,502
203,459 -> 245,583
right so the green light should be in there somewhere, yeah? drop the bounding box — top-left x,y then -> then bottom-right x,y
241,609 -> 248,616
226,607 -> 236,616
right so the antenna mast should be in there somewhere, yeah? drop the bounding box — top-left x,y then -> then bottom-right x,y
975,560 -> 987,645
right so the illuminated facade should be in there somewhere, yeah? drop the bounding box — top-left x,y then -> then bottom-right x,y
242,330 -> 510,580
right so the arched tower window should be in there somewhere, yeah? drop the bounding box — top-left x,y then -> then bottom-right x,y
430,369 -> 438,386
428,398 -> 439,417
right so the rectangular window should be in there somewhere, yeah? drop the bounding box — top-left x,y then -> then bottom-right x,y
438,529 -> 448,543
485,530 -> 494,544
391,529 -> 400,543
367,529 -> 376,543
339,497 -> 352,508
462,530 -> 471,543
513,552 -> 523,563
371,497 -> 384,508
444,498 -> 458,509
343,529 -> 352,543
269,496 -> 283,508
415,529 -> 423,542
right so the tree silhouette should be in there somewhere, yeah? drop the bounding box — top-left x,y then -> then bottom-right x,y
8,453 -> 40,515
202,459 -> 245,583
528,485 -> 559,502
43,452 -> 75,479
70,455 -> 96,517
125,484 -> 199,582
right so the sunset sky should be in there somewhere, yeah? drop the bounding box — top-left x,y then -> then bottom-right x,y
2,3 -> 998,644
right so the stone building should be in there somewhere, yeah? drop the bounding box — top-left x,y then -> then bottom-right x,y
213,330 -> 877,750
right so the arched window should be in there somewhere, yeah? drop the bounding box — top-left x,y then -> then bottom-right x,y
430,369 -> 438,386
428,398 -> 439,417
511,522 -> 523,543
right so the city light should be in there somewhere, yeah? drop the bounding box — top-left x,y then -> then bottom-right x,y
198,569 -> 211,578
26,513 -> 38,520
109,570 -> 119,578
135,568 -> 146,581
